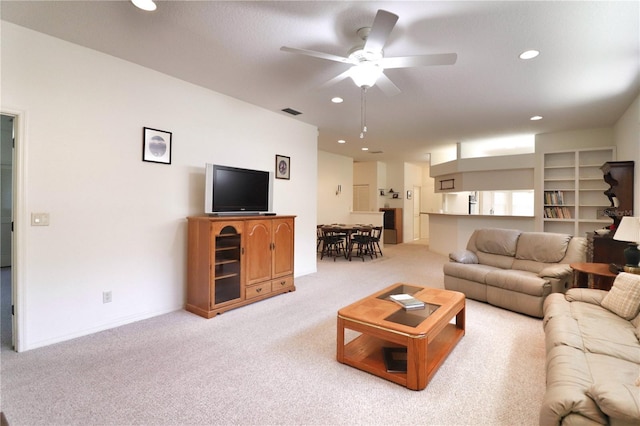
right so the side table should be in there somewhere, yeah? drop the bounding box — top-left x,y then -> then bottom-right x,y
569,262 -> 617,291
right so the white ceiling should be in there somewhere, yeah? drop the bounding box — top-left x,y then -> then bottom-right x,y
2,1 -> 638,163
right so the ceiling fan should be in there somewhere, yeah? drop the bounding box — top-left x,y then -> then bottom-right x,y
280,9 -> 457,96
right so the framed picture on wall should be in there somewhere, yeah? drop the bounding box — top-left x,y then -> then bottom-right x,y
275,154 -> 290,180
142,127 -> 172,164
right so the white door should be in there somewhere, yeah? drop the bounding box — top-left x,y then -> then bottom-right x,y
413,185 -> 421,240
353,184 -> 370,211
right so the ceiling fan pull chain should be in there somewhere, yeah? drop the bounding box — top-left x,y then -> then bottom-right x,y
360,86 -> 367,139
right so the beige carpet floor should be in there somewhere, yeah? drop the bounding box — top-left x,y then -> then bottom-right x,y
0,243 -> 545,425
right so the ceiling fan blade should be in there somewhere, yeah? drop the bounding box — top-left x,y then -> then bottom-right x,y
379,53 -> 458,69
364,10 -> 399,52
318,69 -> 352,90
280,46 -> 351,64
376,72 -> 401,97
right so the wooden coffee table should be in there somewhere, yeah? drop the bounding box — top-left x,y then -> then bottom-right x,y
337,284 -> 465,390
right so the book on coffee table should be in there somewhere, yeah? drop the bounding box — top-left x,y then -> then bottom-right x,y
383,347 -> 408,373
389,293 -> 425,310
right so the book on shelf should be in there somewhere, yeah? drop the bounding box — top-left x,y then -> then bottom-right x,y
544,206 -> 572,219
544,190 -> 565,205
382,347 -> 407,373
389,293 -> 425,310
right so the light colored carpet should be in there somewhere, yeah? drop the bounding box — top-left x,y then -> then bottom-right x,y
0,244 -> 545,425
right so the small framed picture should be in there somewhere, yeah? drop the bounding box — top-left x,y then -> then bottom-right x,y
142,127 -> 172,164
275,155 -> 290,180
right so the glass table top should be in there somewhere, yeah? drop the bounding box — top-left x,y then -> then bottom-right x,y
377,284 -> 440,327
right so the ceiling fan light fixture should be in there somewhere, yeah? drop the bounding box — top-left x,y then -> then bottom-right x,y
349,63 -> 383,88
131,0 -> 157,11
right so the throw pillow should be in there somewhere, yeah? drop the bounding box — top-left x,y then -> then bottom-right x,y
587,382 -> 640,422
601,272 -> 640,320
449,250 -> 478,264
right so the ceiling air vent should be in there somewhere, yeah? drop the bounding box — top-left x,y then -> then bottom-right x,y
369,150 -> 384,154
281,108 -> 302,116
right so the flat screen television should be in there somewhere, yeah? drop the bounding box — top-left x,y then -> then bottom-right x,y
204,164 -> 273,215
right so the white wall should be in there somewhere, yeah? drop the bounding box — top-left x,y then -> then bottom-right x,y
2,23 -> 318,351
317,150 -> 353,225
614,94 -> 640,215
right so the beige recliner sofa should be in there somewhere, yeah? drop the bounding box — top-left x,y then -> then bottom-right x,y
540,273 -> 640,425
443,228 -> 586,318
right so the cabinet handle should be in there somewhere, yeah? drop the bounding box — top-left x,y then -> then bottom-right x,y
256,287 -> 262,293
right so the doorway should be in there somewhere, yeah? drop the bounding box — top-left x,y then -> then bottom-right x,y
412,185 -> 421,240
0,114 -> 14,349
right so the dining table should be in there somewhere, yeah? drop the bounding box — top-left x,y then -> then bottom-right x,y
320,224 -> 373,260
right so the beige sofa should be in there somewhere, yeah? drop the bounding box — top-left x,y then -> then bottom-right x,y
540,273 -> 640,425
443,228 -> 586,318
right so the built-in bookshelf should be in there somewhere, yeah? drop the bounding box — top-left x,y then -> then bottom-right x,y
542,148 -> 615,236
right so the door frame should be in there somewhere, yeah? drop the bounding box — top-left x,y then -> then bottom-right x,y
2,108 -> 26,352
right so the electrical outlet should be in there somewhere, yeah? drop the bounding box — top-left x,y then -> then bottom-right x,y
103,291 -> 112,304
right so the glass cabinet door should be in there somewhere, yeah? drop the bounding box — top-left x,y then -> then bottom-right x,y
212,225 -> 242,306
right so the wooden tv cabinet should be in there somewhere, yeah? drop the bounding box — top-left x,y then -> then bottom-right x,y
186,215 -> 295,318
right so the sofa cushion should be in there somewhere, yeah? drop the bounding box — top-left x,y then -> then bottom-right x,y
475,252 -> 515,269
587,382 -> 640,423
578,306 -> 640,364
443,262 -> 498,283
515,232 -> 572,263
475,228 -> 520,256
485,269 -> 550,297
602,272 -> 640,320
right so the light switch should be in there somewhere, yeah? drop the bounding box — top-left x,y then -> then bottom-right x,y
31,213 -> 50,226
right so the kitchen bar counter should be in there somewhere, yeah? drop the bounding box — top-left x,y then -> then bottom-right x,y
426,212 -> 535,256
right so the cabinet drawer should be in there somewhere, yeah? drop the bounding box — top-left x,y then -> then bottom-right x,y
246,283 -> 271,300
271,276 -> 293,291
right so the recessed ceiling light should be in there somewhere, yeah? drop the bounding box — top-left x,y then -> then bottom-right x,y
519,50 -> 540,60
331,97 -> 344,104
338,139 -> 346,144
361,147 -> 369,151
530,115 -> 543,121
131,0 -> 157,11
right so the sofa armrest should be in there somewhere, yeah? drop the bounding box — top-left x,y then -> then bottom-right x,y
449,249 -> 478,264
540,386 -> 607,426
565,288 -> 608,306
587,382 -> 640,423
538,264 -> 572,279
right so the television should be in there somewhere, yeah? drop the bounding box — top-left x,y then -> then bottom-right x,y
204,164 -> 273,215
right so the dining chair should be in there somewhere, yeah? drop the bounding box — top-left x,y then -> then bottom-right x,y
370,226 -> 383,258
316,225 -> 325,253
320,227 -> 346,261
348,227 -> 373,261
